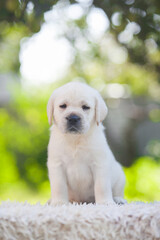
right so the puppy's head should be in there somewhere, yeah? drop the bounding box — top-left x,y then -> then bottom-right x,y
47,82 -> 108,134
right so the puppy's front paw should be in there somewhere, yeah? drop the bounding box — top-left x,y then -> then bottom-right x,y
48,199 -> 68,206
113,197 -> 127,205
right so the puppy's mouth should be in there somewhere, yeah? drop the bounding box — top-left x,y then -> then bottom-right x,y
67,126 -> 82,134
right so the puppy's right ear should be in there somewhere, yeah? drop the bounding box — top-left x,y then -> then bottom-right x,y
47,93 -> 55,125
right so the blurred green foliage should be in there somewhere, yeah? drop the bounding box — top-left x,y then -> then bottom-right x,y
0,87 -> 51,203
0,23 -> 28,72
0,0 -> 57,73
125,157 -> 160,202
0,0 -> 57,32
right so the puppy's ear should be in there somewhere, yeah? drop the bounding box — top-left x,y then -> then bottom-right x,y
95,93 -> 108,125
47,93 -> 55,125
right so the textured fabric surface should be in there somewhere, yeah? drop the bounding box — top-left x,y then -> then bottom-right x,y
0,201 -> 160,240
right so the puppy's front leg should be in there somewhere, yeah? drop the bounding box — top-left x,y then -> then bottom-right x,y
94,166 -> 115,205
48,162 -> 68,205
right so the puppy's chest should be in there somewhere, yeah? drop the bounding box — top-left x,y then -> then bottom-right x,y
62,148 -> 93,190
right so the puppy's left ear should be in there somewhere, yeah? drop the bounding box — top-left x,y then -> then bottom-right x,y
95,93 -> 108,125
47,92 -> 55,125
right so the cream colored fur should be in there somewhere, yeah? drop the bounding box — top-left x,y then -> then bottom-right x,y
47,82 -> 126,205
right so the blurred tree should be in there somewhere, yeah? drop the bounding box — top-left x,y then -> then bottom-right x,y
83,0 -> 160,79
0,0 -> 58,32
0,0 -> 58,73
1,0 -> 160,75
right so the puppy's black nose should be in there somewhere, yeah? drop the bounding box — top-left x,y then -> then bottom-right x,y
66,115 -> 81,124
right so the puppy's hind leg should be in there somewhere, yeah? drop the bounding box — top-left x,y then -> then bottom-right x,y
113,177 -> 127,205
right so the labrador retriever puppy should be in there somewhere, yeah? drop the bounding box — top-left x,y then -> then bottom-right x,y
47,82 -> 126,205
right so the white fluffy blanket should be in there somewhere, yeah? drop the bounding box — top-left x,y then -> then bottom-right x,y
0,201 -> 160,240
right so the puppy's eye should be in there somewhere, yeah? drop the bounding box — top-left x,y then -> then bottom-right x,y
59,104 -> 67,109
82,105 -> 90,110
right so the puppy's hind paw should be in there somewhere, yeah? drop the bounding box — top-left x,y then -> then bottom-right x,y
113,197 -> 127,205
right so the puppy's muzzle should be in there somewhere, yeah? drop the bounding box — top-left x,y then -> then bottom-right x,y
66,114 -> 81,133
